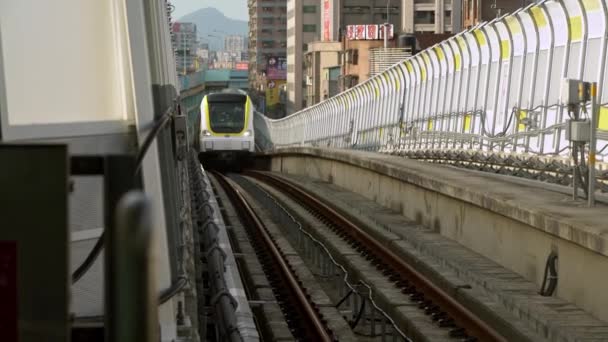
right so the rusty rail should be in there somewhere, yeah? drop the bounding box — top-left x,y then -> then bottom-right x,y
211,171 -> 333,342
247,170 -> 507,342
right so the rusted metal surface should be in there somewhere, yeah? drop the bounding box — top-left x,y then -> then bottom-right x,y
212,171 -> 334,342
248,170 -> 507,342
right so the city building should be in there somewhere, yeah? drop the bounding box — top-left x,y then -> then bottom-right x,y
224,35 -> 246,52
286,0 -> 321,114
340,38 -> 386,90
172,22 -> 199,74
462,0 -> 528,30
214,50 -> 243,69
305,41 -> 342,106
320,0 -> 402,42
401,0 -> 455,34
248,0 -> 288,109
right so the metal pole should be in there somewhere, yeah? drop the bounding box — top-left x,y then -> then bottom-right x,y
588,82 -> 598,206
385,0 -> 391,49
109,191 -> 157,342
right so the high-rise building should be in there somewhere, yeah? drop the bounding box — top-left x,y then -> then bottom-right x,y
248,0 -> 288,111
304,41 -> 342,106
172,22 -> 198,74
401,0 -> 454,34
224,35 -> 246,53
286,0 -> 321,114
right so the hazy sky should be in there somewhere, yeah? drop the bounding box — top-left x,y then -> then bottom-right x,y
172,0 -> 248,20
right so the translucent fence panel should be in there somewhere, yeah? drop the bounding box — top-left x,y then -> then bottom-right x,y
255,0 -> 608,171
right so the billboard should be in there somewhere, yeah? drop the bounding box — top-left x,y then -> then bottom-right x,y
235,62 -> 248,70
323,0 -> 330,41
266,56 -> 287,80
346,24 -> 394,40
266,79 -> 286,106
366,25 -> 378,40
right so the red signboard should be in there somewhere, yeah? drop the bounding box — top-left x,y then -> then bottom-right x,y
366,25 -> 378,40
323,0 -> 330,41
355,25 -> 366,40
235,62 -> 249,70
347,25 -> 355,40
0,241 -> 17,342
347,24 -> 394,41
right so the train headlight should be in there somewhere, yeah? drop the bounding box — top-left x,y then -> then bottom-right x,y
202,130 -> 211,137
243,130 -> 252,137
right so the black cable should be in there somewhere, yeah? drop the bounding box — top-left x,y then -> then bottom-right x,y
72,231 -> 105,283
72,105 -> 176,284
134,110 -> 174,176
159,276 -> 188,305
539,252 -> 558,296
572,143 -> 589,198
335,289 -> 354,308
349,295 -> 366,329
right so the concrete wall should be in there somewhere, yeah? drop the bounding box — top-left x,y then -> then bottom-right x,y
263,148 -> 608,323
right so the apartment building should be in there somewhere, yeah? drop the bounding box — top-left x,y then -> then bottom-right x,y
248,0 -> 288,94
286,0 -> 321,114
400,0 -> 457,34
305,41 -> 342,106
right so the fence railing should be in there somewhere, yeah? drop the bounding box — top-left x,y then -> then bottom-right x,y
255,0 -> 608,171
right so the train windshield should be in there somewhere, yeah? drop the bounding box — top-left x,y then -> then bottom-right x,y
208,100 -> 246,133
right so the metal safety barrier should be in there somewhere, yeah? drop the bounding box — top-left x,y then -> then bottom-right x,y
255,0 -> 608,188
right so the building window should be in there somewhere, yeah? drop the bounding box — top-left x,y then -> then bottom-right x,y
303,43 -> 308,52
303,24 -> 317,33
303,5 -> 316,13
415,11 -> 435,24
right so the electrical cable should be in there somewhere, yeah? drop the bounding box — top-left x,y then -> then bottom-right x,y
335,290 -> 354,308
349,294 -> 366,329
72,232 -> 105,283
539,252 -> 558,296
134,109 -> 174,176
72,106 -> 176,285
159,276 -> 188,304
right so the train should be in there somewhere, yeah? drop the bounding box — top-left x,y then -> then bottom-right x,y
198,89 -> 255,168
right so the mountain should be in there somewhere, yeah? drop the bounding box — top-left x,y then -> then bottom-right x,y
179,7 -> 248,51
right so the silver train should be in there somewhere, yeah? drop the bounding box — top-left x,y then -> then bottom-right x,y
198,89 -> 255,166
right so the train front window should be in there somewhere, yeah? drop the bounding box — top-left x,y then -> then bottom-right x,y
209,102 -> 245,133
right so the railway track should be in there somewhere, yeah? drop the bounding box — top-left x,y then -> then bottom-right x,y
245,170 -> 507,342
211,171 -> 335,342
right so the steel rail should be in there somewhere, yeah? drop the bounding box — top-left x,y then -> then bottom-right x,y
211,171 -> 333,342
248,170 -> 507,342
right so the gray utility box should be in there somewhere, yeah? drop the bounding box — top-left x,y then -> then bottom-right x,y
565,119 -> 591,142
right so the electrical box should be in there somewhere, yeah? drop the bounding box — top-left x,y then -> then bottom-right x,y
561,79 -> 590,105
173,115 -> 189,160
565,119 -> 591,142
